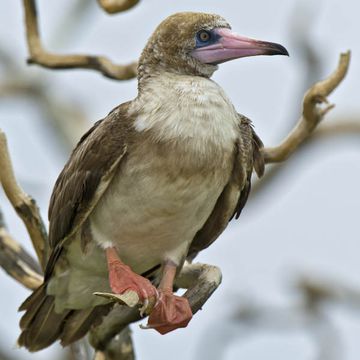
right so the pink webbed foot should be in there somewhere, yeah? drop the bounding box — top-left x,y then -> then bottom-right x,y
106,248 -> 158,311
146,290 -> 193,334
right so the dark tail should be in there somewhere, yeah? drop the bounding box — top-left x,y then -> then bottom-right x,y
18,284 -> 111,352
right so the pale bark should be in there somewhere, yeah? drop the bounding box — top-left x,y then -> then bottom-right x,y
22,0 -> 138,80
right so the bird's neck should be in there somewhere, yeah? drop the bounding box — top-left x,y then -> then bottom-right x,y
129,72 -> 239,152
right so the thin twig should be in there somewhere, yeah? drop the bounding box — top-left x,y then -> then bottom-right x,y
22,0 -> 138,80
0,129 -> 48,269
97,0 -> 140,14
263,51 -> 351,164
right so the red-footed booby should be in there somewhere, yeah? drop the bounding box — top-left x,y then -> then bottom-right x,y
18,12 -> 288,351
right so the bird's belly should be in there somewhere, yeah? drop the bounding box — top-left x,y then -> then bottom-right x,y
90,162 -> 228,274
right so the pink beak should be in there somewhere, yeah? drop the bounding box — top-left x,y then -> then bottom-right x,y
192,28 -> 289,65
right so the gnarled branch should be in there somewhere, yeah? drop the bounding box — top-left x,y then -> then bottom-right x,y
262,51 -> 351,164
22,0 -> 138,80
0,130 -> 48,269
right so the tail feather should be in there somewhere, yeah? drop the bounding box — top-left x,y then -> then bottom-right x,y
18,284 -> 111,352
19,285 -> 48,329
60,305 -> 111,346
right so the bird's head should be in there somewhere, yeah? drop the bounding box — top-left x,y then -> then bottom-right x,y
138,12 -> 288,79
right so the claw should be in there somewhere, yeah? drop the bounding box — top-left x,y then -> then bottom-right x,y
139,323 -> 152,330
94,290 -> 139,307
139,298 -> 149,317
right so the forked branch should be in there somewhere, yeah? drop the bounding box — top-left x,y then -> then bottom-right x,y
262,51 -> 351,164
23,0 -> 138,80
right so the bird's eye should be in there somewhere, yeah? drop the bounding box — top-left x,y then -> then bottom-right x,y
197,30 -> 211,43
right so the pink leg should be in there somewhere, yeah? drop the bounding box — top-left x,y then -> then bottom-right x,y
147,262 -> 193,334
106,247 -> 157,305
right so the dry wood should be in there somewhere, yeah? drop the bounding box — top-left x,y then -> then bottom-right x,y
23,0 -> 138,80
97,0 -> 140,14
89,262 -> 221,357
0,209 -> 43,290
0,130 -> 48,269
262,51 -> 351,164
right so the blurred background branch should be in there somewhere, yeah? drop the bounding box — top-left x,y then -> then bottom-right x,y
23,0 -> 138,80
262,52 -> 350,164
97,0 -> 140,14
197,273 -> 360,360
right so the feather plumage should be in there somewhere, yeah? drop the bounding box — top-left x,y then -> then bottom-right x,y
18,12 -> 267,351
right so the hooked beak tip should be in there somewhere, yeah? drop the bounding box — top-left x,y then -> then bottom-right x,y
267,43 -> 289,57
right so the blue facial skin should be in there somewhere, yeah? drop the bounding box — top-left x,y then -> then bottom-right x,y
195,29 -> 222,48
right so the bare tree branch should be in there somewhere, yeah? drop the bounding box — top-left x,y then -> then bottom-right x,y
298,275 -> 360,310
90,262 -> 221,356
97,0 -> 140,14
67,341 -> 91,360
0,208 -> 43,290
22,0 -> 138,80
263,51 -> 351,164
250,117 -> 360,202
178,262 -> 222,314
93,327 -> 135,360
90,306 -> 139,352
0,129 -> 48,269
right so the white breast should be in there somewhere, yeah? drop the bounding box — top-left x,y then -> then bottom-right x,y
90,74 -> 240,274
132,73 -> 239,152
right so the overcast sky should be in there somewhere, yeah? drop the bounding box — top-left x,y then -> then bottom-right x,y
0,1 -> 359,359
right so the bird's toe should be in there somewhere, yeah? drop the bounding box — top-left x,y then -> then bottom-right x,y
145,290 -> 193,334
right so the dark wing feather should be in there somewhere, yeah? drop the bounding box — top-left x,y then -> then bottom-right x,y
45,103 -> 131,278
232,116 -> 264,219
187,115 -> 264,259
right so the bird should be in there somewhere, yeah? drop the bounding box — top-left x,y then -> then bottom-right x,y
18,11 -> 288,351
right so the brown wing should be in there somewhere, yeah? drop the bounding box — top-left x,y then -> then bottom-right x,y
45,103 -> 131,278
187,115 -> 264,259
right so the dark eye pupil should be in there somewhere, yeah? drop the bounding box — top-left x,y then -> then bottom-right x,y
199,31 -> 210,42
200,32 -> 209,41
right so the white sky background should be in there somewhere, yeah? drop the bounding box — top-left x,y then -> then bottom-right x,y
0,0 -> 359,359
